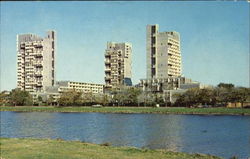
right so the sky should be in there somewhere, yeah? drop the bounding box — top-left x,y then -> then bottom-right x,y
0,1 -> 249,91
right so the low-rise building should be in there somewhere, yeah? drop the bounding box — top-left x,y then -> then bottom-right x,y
37,81 -> 104,103
140,76 -> 211,103
56,81 -> 104,94
140,77 -> 194,93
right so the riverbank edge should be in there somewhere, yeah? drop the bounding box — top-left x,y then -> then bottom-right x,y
0,137 -> 221,159
0,106 -> 250,115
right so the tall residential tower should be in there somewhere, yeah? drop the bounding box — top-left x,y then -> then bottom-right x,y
146,24 -> 181,79
17,31 -> 56,93
104,42 -> 132,87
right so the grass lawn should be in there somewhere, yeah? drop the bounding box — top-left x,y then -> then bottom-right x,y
0,138 -> 221,159
0,106 -> 250,115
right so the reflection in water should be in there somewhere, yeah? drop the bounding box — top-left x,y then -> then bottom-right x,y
1,111 -> 250,159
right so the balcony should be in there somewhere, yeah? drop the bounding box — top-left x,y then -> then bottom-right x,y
34,44 -> 43,48
34,61 -> 42,66
105,76 -> 111,80
105,53 -> 111,57
105,59 -> 110,64
35,71 -> 42,77
105,68 -> 111,73
36,81 -> 42,86
20,46 -> 25,49
34,52 -> 43,57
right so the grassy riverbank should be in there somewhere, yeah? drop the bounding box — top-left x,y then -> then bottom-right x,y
0,138 -> 220,159
0,106 -> 250,115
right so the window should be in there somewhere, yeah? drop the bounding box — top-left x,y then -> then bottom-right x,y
151,37 -> 156,43
52,31 -> 54,39
151,47 -> 156,55
151,26 -> 156,33
152,68 -> 156,76
152,58 -> 155,65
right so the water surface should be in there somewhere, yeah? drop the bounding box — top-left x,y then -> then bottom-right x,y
1,111 -> 249,158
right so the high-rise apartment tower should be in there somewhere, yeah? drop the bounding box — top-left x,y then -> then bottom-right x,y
104,42 -> 132,87
17,31 -> 56,93
146,24 -> 181,79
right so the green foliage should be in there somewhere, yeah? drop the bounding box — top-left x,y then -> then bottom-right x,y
217,83 -> 234,89
58,89 -> 83,106
100,94 -> 111,106
0,91 -> 10,106
174,85 -> 250,107
110,86 -> 142,106
47,95 -> 55,106
9,88 -> 33,106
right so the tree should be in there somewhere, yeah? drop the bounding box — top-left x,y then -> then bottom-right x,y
47,95 -> 55,106
174,88 -> 214,107
237,87 -> 250,104
82,92 -> 94,105
155,94 -> 165,106
110,86 -> 142,106
9,88 -> 33,106
196,88 -> 214,105
227,87 -> 250,106
174,93 -> 185,107
125,87 -> 142,106
217,83 -> 234,90
173,84 -> 250,107
100,94 -> 110,106
58,89 -> 83,106
137,92 -> 146,106
0,91 -> 10,106
37,96 -> 43,106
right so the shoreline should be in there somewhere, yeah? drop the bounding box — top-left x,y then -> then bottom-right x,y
1,106 -> 249,115
0,137 -> 221,159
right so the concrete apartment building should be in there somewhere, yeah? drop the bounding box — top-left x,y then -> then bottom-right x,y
17,31 -> 56,94
140,24 -> 209,103
104,42 -> 132,87
146,24 -> 181,79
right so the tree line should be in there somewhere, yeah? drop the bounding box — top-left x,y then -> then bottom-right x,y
174,84 -> 250,107
1,83 -> 249,107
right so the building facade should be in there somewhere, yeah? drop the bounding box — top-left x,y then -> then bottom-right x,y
104,42 -> 132,87
140,77 -> 193,93
56,81 -> 104,94
17,31 -> 56,93
39,81 -> 104,104
146,24 -> 181,79
140,77 -> 209,103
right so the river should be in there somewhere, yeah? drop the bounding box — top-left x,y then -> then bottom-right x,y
1,111 -> 249,158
